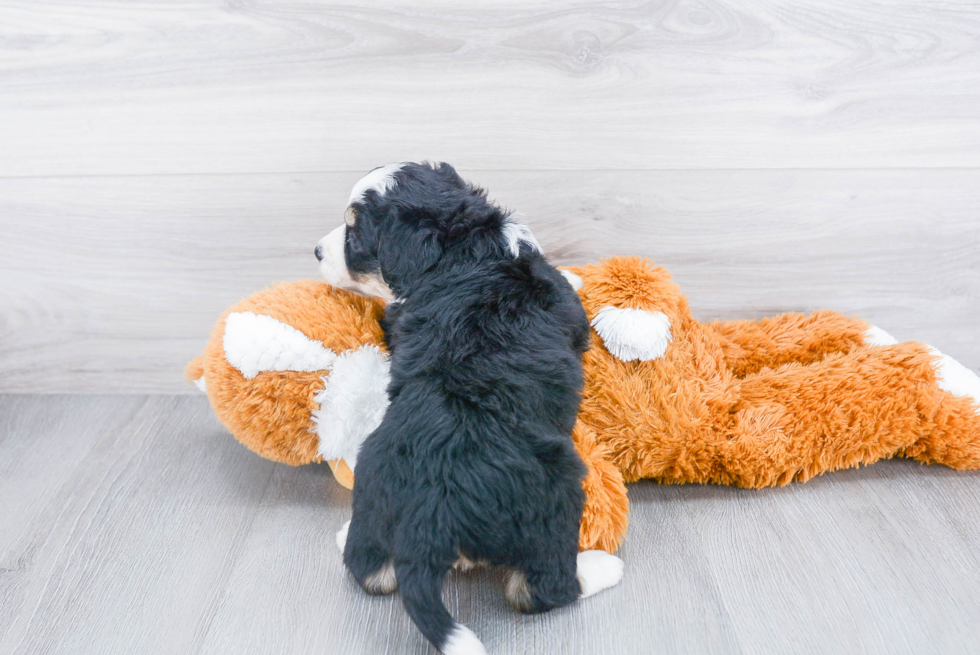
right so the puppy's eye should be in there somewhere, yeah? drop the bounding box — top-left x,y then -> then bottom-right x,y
344,206 -> 357,227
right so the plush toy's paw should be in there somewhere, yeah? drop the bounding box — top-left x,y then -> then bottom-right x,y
312,345 -> 391,470
930,347 -> 980,412
590,306 -> 672,362
576,549 -> 624,599
864,325 -> 899,347
336,520 -> 350,555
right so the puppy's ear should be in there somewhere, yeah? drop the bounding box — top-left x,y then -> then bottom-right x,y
377,220 -> 444,293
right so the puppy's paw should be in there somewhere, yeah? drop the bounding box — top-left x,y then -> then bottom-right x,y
576,549 -> 624,599
336,520 -> 350,555
363,560 -> 398,595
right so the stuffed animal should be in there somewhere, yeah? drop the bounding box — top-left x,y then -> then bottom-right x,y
187,257 -> 980,552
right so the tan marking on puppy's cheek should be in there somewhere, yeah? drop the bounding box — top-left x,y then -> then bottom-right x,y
345,206 -> 357,227
351,271 -> 396,303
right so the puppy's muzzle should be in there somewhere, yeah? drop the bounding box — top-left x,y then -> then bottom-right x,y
314,244 -> 324,261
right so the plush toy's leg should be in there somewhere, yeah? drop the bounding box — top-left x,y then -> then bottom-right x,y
573,423 -> 629,553
707,310 -> 873,378
718,342 -> 980,487
900,347 -> 980,469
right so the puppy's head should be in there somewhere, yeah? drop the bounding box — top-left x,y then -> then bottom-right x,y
315,162 -> 541,301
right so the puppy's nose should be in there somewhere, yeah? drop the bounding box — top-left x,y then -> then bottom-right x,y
314,244 -> 323,261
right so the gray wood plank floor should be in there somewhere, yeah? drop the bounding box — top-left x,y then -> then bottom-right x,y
3,394 -> 980,655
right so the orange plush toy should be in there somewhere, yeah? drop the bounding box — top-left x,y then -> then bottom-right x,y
188,257 -> 980,553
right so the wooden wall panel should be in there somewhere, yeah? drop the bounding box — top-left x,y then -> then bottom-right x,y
1,0 -> 979,175
1,169 -> 977,393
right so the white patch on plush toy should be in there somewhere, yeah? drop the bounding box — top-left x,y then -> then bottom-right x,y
348,162 -> 404,205
929,347 -> 980,411
560,270 -> 584,291
864,325 -> 899,347
442,624 -> 488,655
501,215 -> 542,258
576,549 -> 624,599
223,312 -> 337,379
313,345 -> 391,470
591,306 -> 672,362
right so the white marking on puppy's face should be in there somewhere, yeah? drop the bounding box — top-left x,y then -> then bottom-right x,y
316,225 -> 395,302
348,163 -> 405,205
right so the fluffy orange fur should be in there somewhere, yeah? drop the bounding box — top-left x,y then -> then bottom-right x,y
189,258 -> 980,553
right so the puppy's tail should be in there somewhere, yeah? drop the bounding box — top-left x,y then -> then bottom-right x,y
396,560 -> 487,655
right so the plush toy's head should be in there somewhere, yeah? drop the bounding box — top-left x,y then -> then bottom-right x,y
186,280 -> 388,487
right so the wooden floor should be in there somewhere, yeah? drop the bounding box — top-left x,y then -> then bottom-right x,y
3,394 -> 980,655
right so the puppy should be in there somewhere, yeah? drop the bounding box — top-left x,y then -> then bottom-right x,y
317,162 -> 624,655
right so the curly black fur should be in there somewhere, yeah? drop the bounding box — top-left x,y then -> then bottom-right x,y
338,162 -> 590,654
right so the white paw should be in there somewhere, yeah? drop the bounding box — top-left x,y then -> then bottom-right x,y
576,549 -> 624,599
560,270 -> 584,291
930,347 -> 980,411
591,306 -> 671,362
442,623 -> 488,655
336,520 -> 350,554
864,325 -> 899,347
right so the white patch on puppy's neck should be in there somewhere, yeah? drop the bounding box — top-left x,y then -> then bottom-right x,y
348,163 -> 405,205
502,215 -> 542,258
313,345 -> 392,470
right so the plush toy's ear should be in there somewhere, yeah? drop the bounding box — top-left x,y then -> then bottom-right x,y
572,257 -> 682,363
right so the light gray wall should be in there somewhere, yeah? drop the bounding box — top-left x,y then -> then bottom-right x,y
1,0 -> 978,393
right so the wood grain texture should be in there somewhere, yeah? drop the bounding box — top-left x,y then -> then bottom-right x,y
2,394 -> 980,654
1,169 -> 977,393
1,0 -> 980,175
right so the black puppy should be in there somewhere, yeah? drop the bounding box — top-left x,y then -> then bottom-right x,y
316,162 -> 624,655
